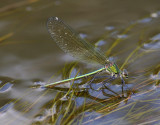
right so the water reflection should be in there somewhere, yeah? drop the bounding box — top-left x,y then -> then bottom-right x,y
0,82 -> 13,93
0,0 -> 160,124
30,63 -> 134,124
0,102 -> 13,114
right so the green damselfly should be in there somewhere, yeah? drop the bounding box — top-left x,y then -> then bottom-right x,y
44,17 -> 128,88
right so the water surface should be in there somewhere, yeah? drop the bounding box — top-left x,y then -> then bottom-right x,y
0,0 -> 160,125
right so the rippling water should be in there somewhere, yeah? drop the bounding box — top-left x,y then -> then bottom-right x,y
0,0 -> 160,125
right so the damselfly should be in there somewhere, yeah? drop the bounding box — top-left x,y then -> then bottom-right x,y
44,17 -> 128,88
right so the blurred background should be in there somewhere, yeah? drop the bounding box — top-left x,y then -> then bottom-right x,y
0,0 -> 160,125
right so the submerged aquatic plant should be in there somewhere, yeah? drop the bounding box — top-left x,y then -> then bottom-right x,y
0,6 -> 160,124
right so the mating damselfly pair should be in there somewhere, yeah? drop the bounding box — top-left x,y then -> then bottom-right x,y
44,17 -> 128,88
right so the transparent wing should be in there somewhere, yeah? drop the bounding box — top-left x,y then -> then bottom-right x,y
47,17 -> 109,65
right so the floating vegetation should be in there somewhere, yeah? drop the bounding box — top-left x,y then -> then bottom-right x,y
0,1 -> 160,124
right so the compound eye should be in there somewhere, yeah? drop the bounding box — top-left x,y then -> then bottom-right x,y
122,69 -> 128,78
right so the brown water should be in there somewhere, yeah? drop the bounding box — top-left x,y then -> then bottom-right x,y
0,0 -> 160,125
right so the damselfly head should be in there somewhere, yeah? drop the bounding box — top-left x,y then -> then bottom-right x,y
121,69 -> 128,79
